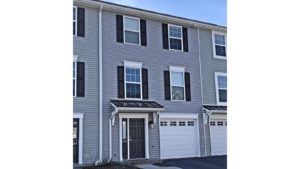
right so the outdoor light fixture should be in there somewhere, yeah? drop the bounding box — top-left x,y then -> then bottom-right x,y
149,121 -> 154,128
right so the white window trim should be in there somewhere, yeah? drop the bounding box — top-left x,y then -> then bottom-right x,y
169,66 -> 185,101
119,113 -> 149,161
73,6 -> 77,36
124,61 -> 143,100
212,30 -> 227,60
214,72 -> 227,105
73,55 -> 78,97
73,113 -> 84,164
123,16 -> 141,46
168,24 -> 183,51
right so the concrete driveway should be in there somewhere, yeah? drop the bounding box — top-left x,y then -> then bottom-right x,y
163,155 -> 227,169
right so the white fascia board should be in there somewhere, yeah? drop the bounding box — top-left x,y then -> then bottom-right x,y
159,113 -> 199,119
74,0 -> 226,32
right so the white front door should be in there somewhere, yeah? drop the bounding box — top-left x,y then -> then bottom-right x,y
159,118 -> 199,159
209,114 -> 227,156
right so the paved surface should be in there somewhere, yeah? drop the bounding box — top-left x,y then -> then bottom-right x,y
163,156 -> 227,169
136,164 -> 181,169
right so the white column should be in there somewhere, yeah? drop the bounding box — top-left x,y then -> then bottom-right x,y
127,118 -> 130,159
119,117 -> 123,161
145,116 -> 149,159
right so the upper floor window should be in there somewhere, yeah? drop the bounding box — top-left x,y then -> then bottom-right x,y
117,61 -> 149,100
212,31 -> 226,59
170,67 -> 185,101
162,23 -> 188,52
124,16 -> 140,45
215,72 -> 227,105
125,66 -> 142,99
164,66 -> 191,101
169,25 -> 182,50
73,6 -> 85,37
73,56 -> 85,97
116,15 -> 147,46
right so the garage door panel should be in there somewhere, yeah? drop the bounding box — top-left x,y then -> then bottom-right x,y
210,116 -> 227,156
160,119 -> 199,159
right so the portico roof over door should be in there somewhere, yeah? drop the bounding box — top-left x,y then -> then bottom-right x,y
111,99 -> 164,112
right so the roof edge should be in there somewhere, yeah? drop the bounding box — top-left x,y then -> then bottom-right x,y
74,0 -> 226,32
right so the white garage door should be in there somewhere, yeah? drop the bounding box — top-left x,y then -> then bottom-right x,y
210,115 -> 227,156
160,119 -> 199,159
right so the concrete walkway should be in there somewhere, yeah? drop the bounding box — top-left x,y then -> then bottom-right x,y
135,164 -> 181,169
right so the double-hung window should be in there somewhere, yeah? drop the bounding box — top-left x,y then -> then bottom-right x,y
73,55 -> 85,97
170,67 -> 185,101
73,6 -> 77,36
124,16 -> 140,45
125,62 -> 142,99
212,31 -> 227,59
169,25 -> 182,50
215,72 -> 227,105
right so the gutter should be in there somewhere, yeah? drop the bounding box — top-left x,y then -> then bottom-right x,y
95,3 -> 103,166
108,107 -> 119,163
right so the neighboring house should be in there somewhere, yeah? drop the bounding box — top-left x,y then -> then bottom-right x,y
73,0 -> 227,166
199,29 -> 227,157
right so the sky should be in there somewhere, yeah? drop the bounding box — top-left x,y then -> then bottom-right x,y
102,0 -> 227,26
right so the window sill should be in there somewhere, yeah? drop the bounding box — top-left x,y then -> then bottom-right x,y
213,55 -> 227,60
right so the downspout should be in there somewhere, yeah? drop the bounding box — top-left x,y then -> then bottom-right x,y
198,28 -> 207,156
95,3 -> 103,166
108,109 -> 118,163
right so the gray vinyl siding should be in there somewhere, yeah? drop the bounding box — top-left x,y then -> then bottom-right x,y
101,10 -> 203,160
199,29 -> 227,105
73,6 -> 99,164
198,28 -> 227,156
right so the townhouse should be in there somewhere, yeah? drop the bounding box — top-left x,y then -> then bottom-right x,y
73,0 -> 227,166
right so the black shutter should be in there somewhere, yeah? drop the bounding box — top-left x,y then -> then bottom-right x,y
77,62 -> 85,97
140,19 -> 147,46
164,71 -> 171,100
77,7 -> 85,37
183,27 -> 188,52
116,15 -> 124,43
162,23 -> 169,49
185,72 -> 191,101
142,68 -> 148,99
117,66 -> 125,98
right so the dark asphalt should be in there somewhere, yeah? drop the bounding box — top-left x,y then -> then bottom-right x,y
163,155 -> 227,169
